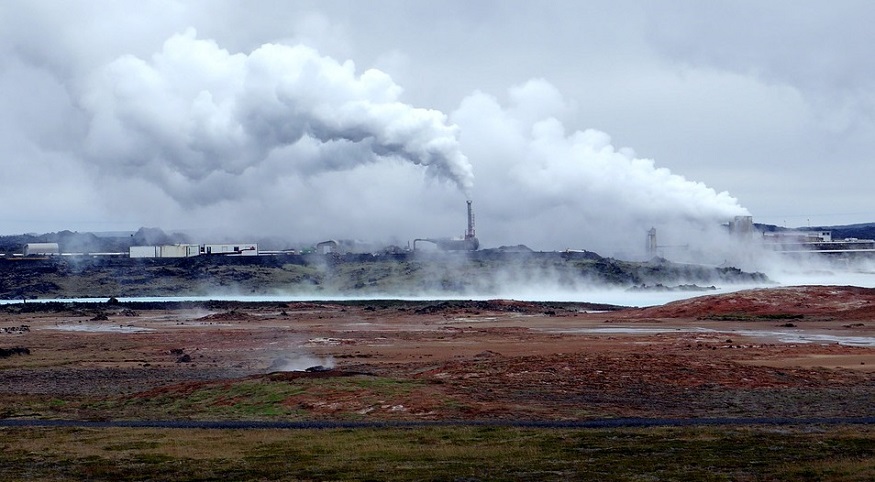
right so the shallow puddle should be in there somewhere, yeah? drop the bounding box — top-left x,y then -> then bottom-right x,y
41,323 -> 153,333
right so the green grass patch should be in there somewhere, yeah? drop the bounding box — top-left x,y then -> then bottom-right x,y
0,425 -> 872,481
77,375 -> 429,421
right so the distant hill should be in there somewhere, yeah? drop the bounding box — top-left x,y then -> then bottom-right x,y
0,250 -> 768,300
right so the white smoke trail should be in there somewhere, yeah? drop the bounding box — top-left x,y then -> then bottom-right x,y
54,30 -> 750,254
79,29 -> 473,204
452,79 -> 750,255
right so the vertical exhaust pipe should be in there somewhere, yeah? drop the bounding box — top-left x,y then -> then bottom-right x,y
466,200 -> 475,239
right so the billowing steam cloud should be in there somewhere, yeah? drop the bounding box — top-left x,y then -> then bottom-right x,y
79,29 -> 473,203
8,25 -> 750,255
452,80 -> 749,255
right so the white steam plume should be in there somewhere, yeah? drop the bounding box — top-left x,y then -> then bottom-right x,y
63,30 -> 747,254
452,79 -> 750,255
268,353 -> 335,373
79,29 -> 473,203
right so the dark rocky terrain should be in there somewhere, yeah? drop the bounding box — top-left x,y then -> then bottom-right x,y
0,250 -> 767,300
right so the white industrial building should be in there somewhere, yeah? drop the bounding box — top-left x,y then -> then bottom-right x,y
24,243 -> 60,256
129,243 -> 258,258
202,244 -> 258,256
129,244 -> 201,258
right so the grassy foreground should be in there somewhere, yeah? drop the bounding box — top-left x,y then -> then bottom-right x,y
1,425 -> 873,481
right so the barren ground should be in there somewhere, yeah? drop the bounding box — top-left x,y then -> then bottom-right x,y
1,286 -> 874,422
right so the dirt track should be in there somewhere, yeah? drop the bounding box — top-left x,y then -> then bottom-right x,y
1,286 -> 874,422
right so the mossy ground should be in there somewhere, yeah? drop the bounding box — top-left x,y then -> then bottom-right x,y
1,425 -> 873,481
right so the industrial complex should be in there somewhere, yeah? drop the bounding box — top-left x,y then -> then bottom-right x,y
729,216 -> 875,255
6,203 -> 875,261
8,200 -> 481,260
646,215 -> 875,259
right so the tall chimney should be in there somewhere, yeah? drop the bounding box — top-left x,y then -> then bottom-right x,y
646,227 -> 657,258
466,200 -> 475,239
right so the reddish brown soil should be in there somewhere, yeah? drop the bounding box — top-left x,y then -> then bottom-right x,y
1,286 -> 873,421
630,285 -> 875,319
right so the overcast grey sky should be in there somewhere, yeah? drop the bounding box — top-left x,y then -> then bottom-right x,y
1,1 -> 872,254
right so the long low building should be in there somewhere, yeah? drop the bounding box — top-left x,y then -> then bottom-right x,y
129,243 -> 259,258
130,244 -> 201,258
763,231 -> 875,252
24,243 -> 60,256
202,243 -> 258,256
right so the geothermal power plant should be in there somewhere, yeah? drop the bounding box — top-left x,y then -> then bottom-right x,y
413,200 -> 480,252
7,200 -> 875,261
8,200 -> 483,259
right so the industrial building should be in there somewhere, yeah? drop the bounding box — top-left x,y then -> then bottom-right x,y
129,244 -> 200,258
313,240 -> 388,255
202,244 -> 258,256
725,215 -> 875,254
643,215 -> 875,260
24,243 -> 60,256
414,200 -> 479,251
728,216 -> 754,239
762,231 -> 875,252
129,243 -> 258,258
